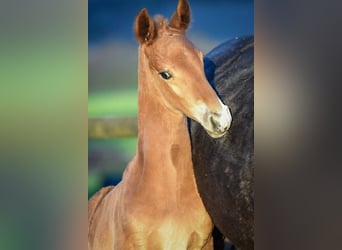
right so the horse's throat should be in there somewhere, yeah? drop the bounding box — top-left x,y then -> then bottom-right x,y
135,97 -> 196,193
138,105 -> 192,168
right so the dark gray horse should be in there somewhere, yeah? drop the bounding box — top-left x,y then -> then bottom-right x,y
190,36 -> 254,250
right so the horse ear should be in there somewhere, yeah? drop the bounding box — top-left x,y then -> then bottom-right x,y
134,8 -> 156,45
169,0 -> 191,31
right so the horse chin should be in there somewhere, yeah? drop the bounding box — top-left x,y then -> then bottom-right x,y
204,128 -> 228,139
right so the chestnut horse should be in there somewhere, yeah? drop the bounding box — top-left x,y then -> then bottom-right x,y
88,0 -> 232,249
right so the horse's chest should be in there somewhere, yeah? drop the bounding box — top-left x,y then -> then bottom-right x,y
150,220 -> 205,249
124,208 -> 212,249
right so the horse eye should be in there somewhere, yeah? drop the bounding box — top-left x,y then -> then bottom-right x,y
159,71 -> 172,80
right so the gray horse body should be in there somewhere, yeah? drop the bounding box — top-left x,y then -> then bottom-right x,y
190,36 -> 254,250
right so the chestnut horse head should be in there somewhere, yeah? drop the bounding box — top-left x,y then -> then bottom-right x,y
134,0 -> 232,138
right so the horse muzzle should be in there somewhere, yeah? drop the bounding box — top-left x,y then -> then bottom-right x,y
204,104 -> 232,138
192,101 -> 232,138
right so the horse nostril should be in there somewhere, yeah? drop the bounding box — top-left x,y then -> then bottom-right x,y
210,115 -> 227,133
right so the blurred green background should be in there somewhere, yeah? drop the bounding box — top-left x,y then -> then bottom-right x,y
88,90 -> 138,198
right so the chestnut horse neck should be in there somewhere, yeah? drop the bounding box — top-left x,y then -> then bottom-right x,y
135,19 -> 199,190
